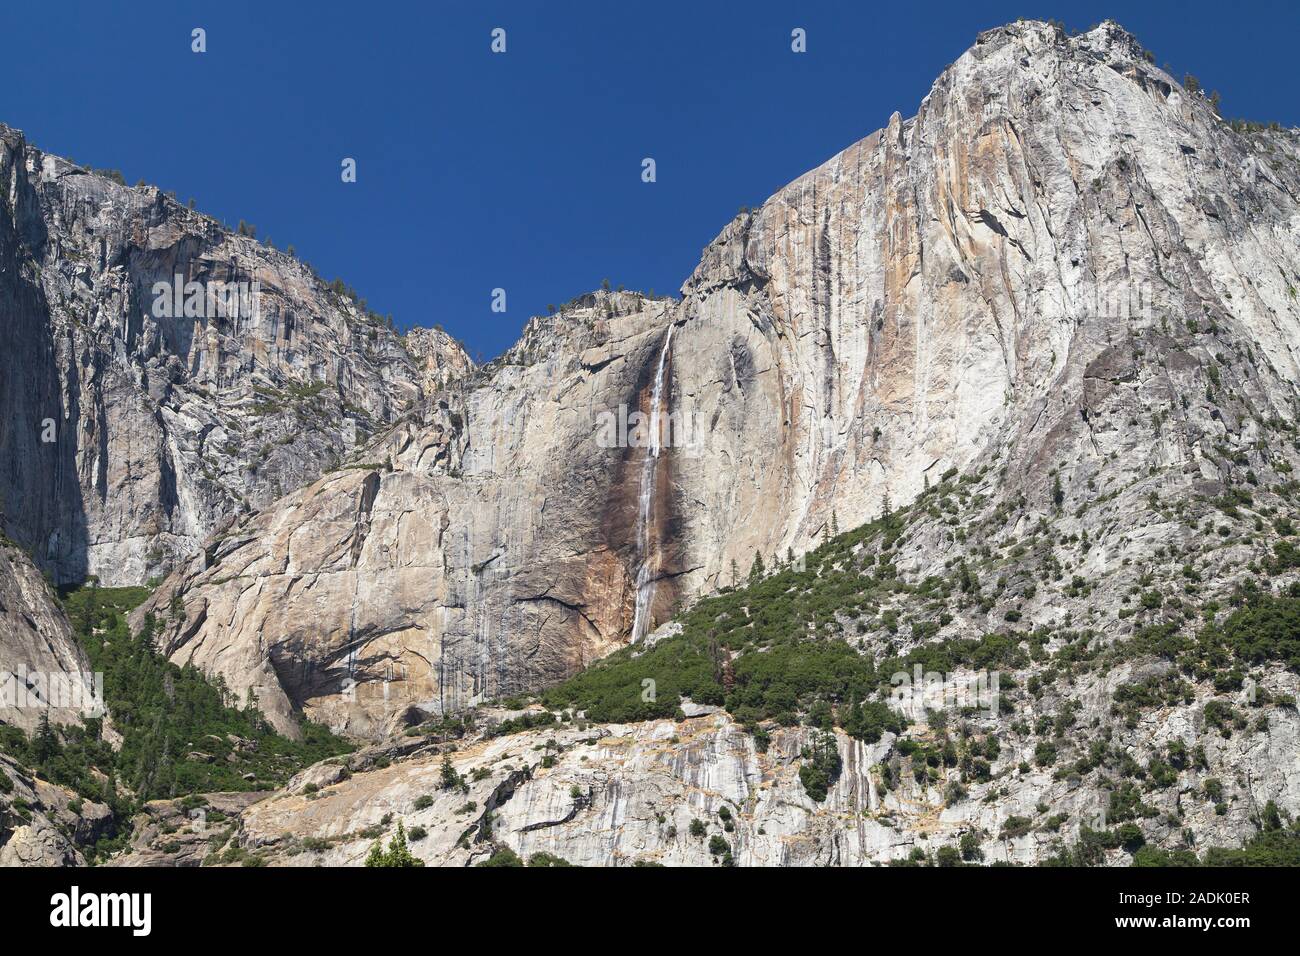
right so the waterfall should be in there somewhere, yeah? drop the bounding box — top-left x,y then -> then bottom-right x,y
629,324 -> 674,643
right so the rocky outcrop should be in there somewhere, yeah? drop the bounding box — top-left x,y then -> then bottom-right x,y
104,791 -> 267,868
0,124 -> 471,586
0,753 -> 112,866
117,656 -> 1297,867
0,543 -> 96,732
404,325 -> 476,395
136,20 -> 1300,739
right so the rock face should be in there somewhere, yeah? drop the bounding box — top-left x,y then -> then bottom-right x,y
0,753 -> 112,866
138,20 -> 1300,738
104,791 -> 266,868
0,544 -> 96,732
0,124 -> 471,586
141,293 -> 681,737
115,657 -> 1299,867
404,326 -> 477,395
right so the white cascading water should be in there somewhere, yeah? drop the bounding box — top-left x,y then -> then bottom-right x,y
629,324 -> 674,643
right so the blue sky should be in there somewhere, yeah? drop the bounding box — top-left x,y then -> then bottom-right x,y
4,0 -> 1297,361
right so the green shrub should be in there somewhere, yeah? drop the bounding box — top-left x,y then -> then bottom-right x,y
476,846 -> 524,867
798,731 -> 842,802
364,822 -> 425,867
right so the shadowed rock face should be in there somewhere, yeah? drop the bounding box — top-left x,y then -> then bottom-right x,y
0,545 -> 94,732
136,20 -> 1300,738
0,125 -> 472,587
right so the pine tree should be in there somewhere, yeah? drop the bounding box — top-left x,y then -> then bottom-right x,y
748,551 -> 765,584
843,695 -> 863,739
364,821 -> 425,867
32,712 -> 59,765
384,822 -> 423,866
440,754 -> 462,790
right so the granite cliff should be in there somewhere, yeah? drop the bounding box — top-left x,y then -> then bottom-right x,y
138,20 -> 1300,741
5,19 -> 1300,867
0,125 -> 472,587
